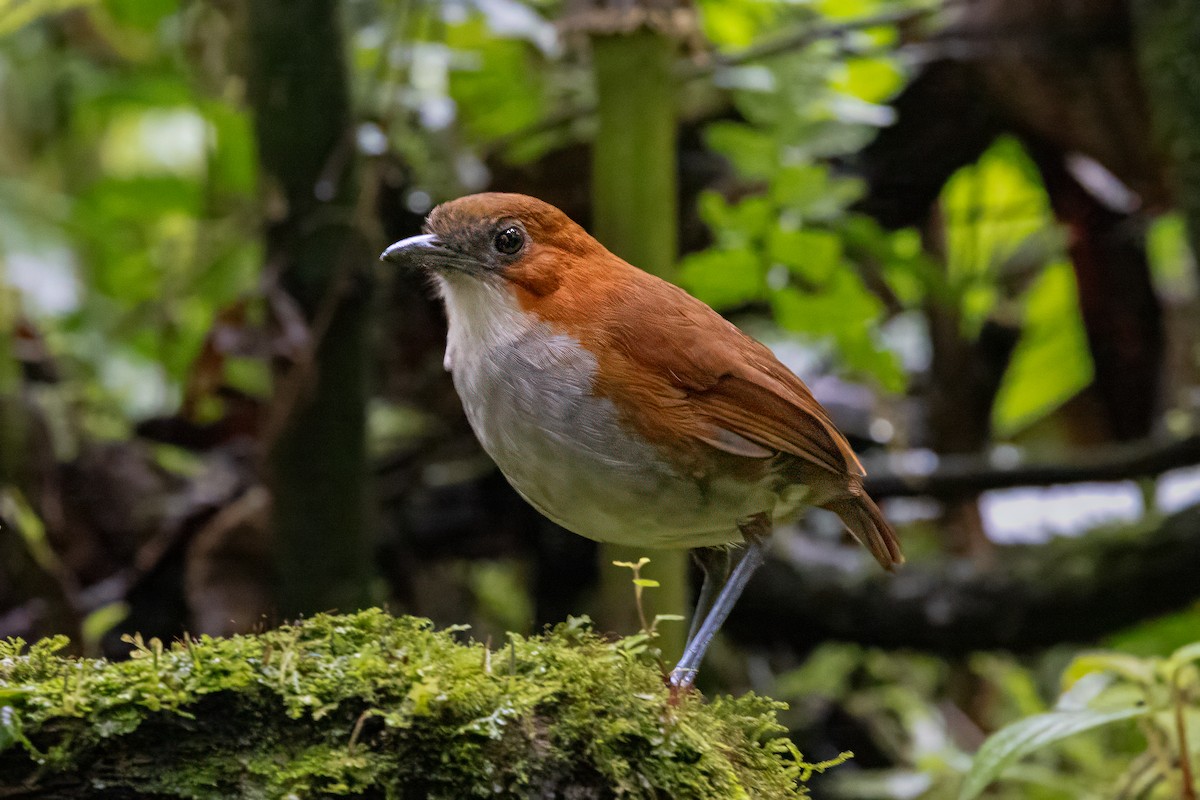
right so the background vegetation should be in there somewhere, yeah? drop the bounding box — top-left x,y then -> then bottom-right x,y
1,0 -> 1199,796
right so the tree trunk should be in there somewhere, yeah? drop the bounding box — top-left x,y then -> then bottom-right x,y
243,0 -> 374,616
587,21 -> 688,660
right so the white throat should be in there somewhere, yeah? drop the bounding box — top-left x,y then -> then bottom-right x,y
435,273 -> 532,372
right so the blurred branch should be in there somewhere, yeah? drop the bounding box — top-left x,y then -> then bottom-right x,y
675,7 -> 928,80
730,501 -> 1200,655
864,434 -> 1200,500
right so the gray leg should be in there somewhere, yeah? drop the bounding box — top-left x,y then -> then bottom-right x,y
670,519 -> 770,688
685,547 -> 729,648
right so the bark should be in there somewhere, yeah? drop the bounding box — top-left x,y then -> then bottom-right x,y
243,0 -> 374,615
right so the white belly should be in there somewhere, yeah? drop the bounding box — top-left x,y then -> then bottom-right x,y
451,326 -> 777,549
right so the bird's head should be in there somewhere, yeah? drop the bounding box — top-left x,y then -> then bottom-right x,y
381,192 -> 606,301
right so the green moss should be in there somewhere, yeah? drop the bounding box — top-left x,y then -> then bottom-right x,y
0,611 -> 829,798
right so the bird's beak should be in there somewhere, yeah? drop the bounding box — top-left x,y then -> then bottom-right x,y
380,233 -> 445,264
380,233 -> 481,277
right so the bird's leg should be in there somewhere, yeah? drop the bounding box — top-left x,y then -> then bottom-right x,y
684,547 -> 730,649
669,515 -> 770,689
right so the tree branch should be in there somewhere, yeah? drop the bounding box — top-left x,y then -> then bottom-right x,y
729,502 -> 1200,655
863,434 -> 1200,500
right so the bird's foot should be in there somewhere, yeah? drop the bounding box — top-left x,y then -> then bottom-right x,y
666,669 -> 699,705
666,666 -> 698,700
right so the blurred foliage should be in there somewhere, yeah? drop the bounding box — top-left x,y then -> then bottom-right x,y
0,0 -> 1133,440
772,636 -> 1200,800
0,0 -> 259,424
962,641 -> 1200,799
681,0 -> 913,391
0,0 -> 577,425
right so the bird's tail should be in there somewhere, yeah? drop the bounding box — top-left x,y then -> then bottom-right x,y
822,492 -> 904,571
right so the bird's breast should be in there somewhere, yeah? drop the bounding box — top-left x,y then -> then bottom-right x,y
437,275 -> 792,547
449,321 -> 776,548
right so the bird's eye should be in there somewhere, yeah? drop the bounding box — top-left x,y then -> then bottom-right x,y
493,226 -> 524,256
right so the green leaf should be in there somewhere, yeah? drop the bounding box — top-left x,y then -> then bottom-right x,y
678,248 -> 763,310
992,261 -> 1093,435
203,102 -> 257,198
1054,671 -> 1114,711
704,122 -> 777,179
696,192 -> 775,248
1063,652 -> 1157,688
632,579 -> 660,588
1169,642 -> 1200,670
767,228 -> 842,285
940,137 -> 1052,286
770,165 -> 828,212
831,57 -> 903,103
449,27 -> 546,142
958,706 -> 1150,800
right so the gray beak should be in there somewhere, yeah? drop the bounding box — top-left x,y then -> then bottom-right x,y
380,233 -> 444,264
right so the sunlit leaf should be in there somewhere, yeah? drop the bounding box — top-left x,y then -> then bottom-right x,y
1064,652 -> 1158,688
992,261 -> 1092,436
1148,212 -> 1196,294
831,56 -> 903,103
695,0 -> 785,48
941,137 -> 1052,288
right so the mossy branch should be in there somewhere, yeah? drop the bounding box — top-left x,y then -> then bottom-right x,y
0,611 -> 825,798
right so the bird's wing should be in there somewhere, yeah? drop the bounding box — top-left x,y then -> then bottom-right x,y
596,278 -> 865,477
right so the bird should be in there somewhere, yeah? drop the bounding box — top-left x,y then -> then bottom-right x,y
381,192 -> 902,688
